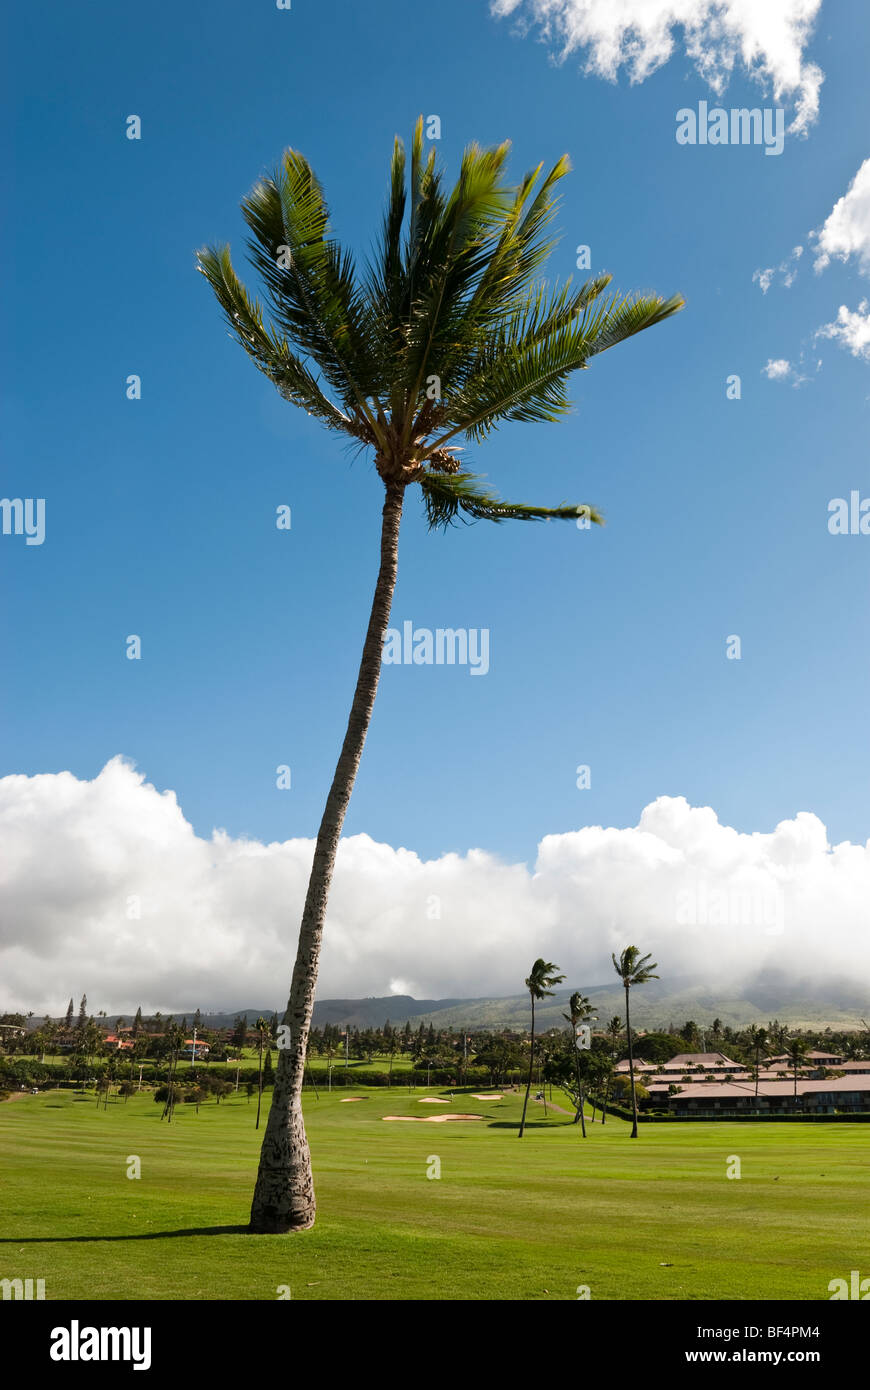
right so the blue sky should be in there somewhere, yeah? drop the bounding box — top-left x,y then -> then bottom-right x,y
3,0 -> 869,880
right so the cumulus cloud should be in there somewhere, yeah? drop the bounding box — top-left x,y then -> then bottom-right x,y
491,0 -> 824,132
816,299 -> 870,361
2,759 -> 869,1015
813,157 -> 870,275
762,357 -> 793,379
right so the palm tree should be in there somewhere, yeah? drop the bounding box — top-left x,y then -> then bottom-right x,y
562,992 -> 596,1136
746,1023 -> 769,1100
198,121 -> 682,1232
386,1035 -> 399,1090
255,1016 -> 268,1131
589,1051 -> 614,1123
786,1035 -> 811,1108
611,947 -> 659,1137
518,960 -> 565,1137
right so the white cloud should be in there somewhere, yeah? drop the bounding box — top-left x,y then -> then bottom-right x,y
2,758 -> 869,1014
816,299 -> 870,360
753,245 -> 803,293
762,357 -> 793,379
491,0 -> 824,132
813,158 -> 870,274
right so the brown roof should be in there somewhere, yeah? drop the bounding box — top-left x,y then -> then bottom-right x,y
672,1077 -> 870,1099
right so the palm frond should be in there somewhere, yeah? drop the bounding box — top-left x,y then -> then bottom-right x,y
195,244 -> 360,436
419,470 -> 603,530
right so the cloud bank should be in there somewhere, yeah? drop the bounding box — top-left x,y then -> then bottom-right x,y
2,758 -> 869,1015
491,0 -> 824,132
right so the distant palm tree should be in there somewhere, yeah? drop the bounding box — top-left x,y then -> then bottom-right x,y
562,992 -> 596,1136
255,1016 -> 268,1131
786,1035 -> 811,1108
386,1035 -> 400,1090
591,1051 -> 615,1123
612,947 -> 659,1137
519,960 -> 565,1137
197,121 -> 682,1232
746,1023 -> 769,1100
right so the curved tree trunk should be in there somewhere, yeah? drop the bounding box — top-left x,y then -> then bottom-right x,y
249,484 -> 405,1233
518,996 -> 535,1138
626,985 -> 639,1138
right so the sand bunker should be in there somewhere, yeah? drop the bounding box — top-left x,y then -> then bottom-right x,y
383,1114 -> 485,1122
471,1094 -> 504,1100
418,1097 -> 450,1103
339,1096 -> 368,1102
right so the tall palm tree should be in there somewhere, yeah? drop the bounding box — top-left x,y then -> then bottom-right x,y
562,992 -> 596,1136
518,960 -> 565,1137
198,121 -> 682,1233
611,947 -> 659,1137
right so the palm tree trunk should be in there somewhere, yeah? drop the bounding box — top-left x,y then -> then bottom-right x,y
625,986 -> 639,1138
255,1034 -> 263,1130
572,1043 -> 586,1136
249,484 -> 405,1233
518,996 -> 535,1138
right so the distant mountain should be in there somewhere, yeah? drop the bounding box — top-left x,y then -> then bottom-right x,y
48,976 -> 868,1034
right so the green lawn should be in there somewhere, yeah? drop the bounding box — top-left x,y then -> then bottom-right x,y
0,1087 -> 864,1300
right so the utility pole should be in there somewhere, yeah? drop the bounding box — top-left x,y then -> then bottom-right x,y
190,1025 -> 197,1067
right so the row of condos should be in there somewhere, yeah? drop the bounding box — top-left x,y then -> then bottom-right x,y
613,1051 -> 870,1114
654,1077 -> 870,1115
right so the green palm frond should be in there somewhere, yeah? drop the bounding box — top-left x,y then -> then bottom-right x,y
525,958 -> 566,1000
197,119 -> 683,500
419,470 -> 603,530
195,245 -> 360,436
240,152 -> 385,441
612,947 -> 660,987
420,283 -> 682,453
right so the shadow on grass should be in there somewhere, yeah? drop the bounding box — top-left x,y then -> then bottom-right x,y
487,1120 -> 572,1129
0,1226 -> 250,1244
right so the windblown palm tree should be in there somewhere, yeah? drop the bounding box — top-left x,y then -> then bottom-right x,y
198,120 -> 683,1232
612,947 -> 659,1137
562,991 -> 596,1136
518,959 -> 565,1138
